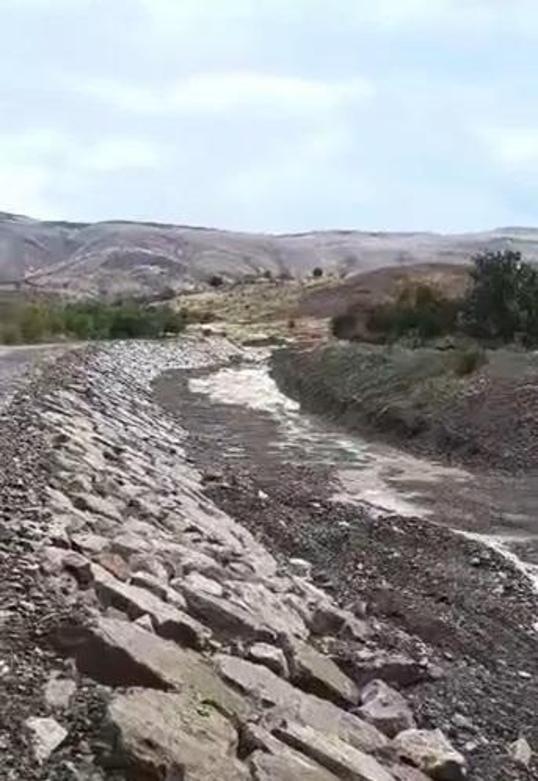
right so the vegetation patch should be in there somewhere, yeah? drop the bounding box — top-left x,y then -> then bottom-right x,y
332,250 -> 538,348
0,295 -> 187,344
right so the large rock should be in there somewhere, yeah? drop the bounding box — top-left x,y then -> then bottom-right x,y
107,688 -> 249,780
249,750 -> 338,780
216,655 -> 387,753
287,639 -> 359,707
248,643 -> 289,678
25,716 -> 68,763
92,563 -> 211,649
181,580 -> 308,644
274,720 -> 396,781
57,617 -> 248,720
394,729 -> 467,781
72,492 -> 123,521
358,680 -> 416,738
339,649 -> 428,688
509,737 -> 532,767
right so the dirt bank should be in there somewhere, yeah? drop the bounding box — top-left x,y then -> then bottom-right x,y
271,342 -> 538,473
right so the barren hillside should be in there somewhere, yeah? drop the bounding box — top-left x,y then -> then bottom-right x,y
1,211 -> 538,298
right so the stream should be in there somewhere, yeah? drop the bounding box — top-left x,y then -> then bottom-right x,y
189,360 -> 538,592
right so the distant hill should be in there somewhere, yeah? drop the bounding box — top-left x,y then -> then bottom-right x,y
0,212 -> 537,298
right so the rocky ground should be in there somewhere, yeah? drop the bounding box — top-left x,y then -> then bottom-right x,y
0,337 -> 536,780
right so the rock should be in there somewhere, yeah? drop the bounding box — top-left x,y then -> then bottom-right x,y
310,602 -> 369,642
44,673 -> 77,709
93,551 -> 130,581
250,750 -> 338,780
40,546 -> 92,586
130,553 -> 170,581
183,571 -> 224,597
111,531 -> 152,558
287,639 -> 359,707
25,716 -> 68,763
358,680 -> 416,738
216,655 -> 387,753
107,688 -> 250,780
181,585 -> 274,642
340,649 -> 427,688
134,613 -> 154,632
394,729 -> 467,781
92,563 -> 211,649
71,532 -> 110,556
131,572 -> 169,600
274,720 -> 396,781
248,643 -> 289,678
509,736 -> 532,767
390,767 -> 431,781
450,714 -> 476,733
72,492 -> 123,521
289,558 -> 312,578
57,617 -> 248,720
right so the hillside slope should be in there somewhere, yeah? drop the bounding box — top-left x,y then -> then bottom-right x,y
1,211 -> 538,297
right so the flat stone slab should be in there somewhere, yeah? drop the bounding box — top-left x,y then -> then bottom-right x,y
58,616 -> 248,721
216,655 -> 387,753
274,720 -> 396,781
107,688 -> 250,780
288,639 -> 359,707
92,563 -> 211,649
394,729 -> 467,781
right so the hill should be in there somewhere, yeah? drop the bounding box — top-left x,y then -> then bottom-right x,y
1,212 -> 538,298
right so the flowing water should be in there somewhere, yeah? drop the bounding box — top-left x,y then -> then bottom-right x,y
190,361 -> 538,591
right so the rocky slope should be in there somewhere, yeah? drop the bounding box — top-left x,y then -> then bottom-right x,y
0,338 -> 535,779
2,211 -> 538,297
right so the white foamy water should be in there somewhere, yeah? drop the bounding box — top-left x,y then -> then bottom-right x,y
190,365 -> 469,517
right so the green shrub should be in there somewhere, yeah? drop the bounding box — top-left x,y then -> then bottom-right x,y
453,347 -> 487,376
366,285 -> 460,343
0,297 -> 187,344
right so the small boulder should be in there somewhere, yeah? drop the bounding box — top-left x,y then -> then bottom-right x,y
44,674 -> 77,710
25,716 -> 68,763
509,736 -> 532,767
287,639 -> 359,707
94,552 -> 130,581
248,643 -> 289,678
289,558 -> 312,579
394,729 -> 467,781
358,680 -> 416,738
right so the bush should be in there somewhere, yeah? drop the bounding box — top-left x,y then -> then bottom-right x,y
312,267 -> 324,278
0,297 -> 187,344
453,347 -> 487,376
366,284 -> 460,342
208,275 -> 224,288
331,311 -> 359,339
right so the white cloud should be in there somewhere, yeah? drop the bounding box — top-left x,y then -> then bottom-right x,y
76,71 -> 374,115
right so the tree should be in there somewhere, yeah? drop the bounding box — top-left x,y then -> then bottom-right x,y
208,275 -> 224,288
312,267 -> 324,278
462,250 -> 538,343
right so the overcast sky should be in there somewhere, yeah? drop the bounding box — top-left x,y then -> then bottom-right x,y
0,0 -> 536,232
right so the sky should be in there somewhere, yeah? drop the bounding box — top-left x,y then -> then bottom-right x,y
0,0 -> 537,233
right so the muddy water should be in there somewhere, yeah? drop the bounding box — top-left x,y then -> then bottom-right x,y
189,361 -> 538,589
